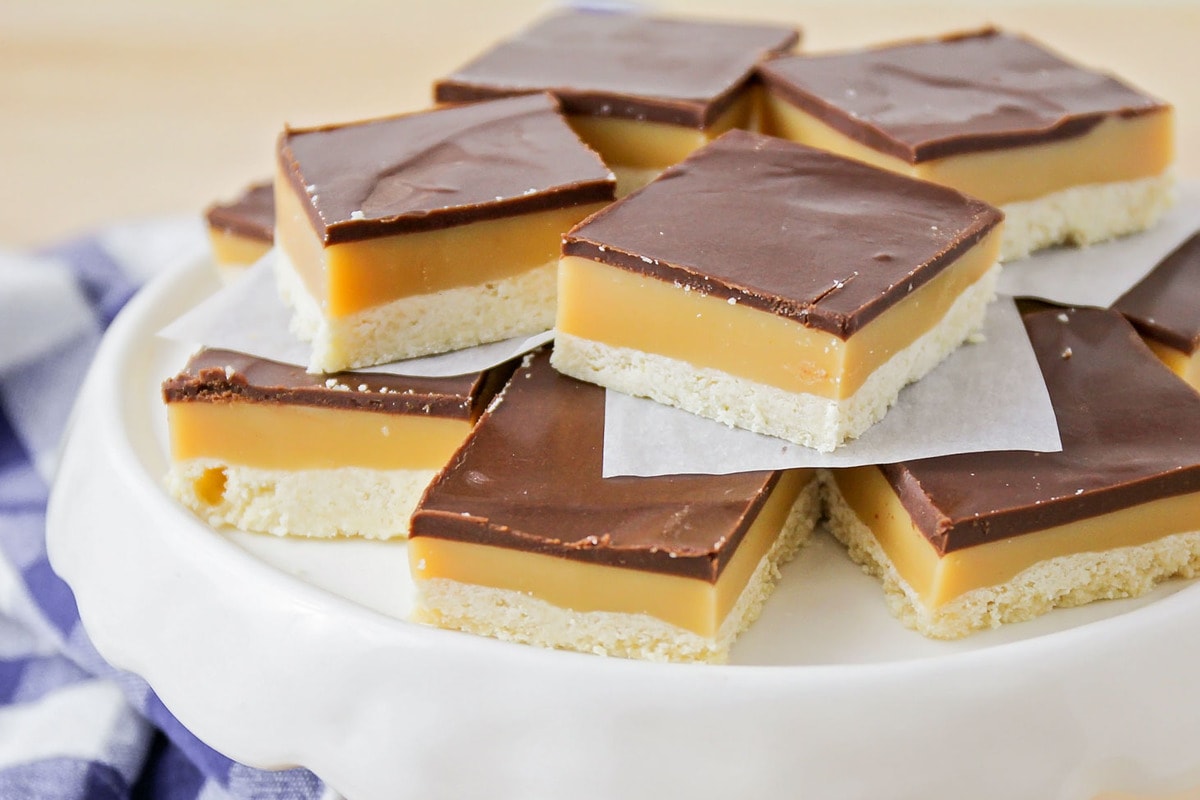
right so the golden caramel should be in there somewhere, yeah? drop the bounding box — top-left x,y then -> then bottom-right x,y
409,470 -> 812,637
167,401 -> 472,471
762,96 -> 1175,207
274,164 -> 607,318
206,229 -> 272,270
833,466 -> 1200,607
565,91 -> 757,171
556,227 -> 1000,400
1143,338 -> 1200,391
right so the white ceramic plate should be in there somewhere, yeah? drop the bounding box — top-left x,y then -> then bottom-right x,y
47,256 -> 1200,800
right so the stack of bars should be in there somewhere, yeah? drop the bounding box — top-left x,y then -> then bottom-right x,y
164,9 -> 1200,664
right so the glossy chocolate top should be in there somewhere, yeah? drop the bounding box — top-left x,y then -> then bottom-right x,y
162,348 -> 515,421
1113,232 -> 1200,355
435,10 -> 799,128
759,28 -> 1169,162
563,130 -> 1002,338
881,307 -> 1200,555
277,93 -> 614,245
410,348 -> 786,581
204,181 -> 274,242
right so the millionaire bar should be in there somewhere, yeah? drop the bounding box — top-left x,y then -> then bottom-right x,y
823,306 -> 1200,638
552,130 -> 1003,452
408,348 -> 819,663
758,28 -> 1175,261
274,93 -> 615,373
435,9 -> 798,194
1113,231 -> 1200,390
162,348 -> 515,539
204,181 -> 274,278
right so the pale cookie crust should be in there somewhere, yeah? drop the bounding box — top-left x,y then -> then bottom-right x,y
819,470 -> 1200,639
411,476 -> 821,663
166,459 -> 436,540
552,264 -> 998,452
274,250 -> 557,373
999,173 -> 1174,262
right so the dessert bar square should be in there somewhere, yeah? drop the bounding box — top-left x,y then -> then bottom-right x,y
162,348 -> 514,539
204,180 -> 274,278
1113,231 -> 1200,390
823,306 -> 1200,638
758,28 -> 1175,261
274,93 -> 615,372
435,9 -> 798,194
552,129 -> 1004,452
408,348 -> 819,663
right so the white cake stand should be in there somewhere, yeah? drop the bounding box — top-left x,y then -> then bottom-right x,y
47,254 -> 1200,800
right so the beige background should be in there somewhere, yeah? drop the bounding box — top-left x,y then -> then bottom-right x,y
1,0 -> 1198,248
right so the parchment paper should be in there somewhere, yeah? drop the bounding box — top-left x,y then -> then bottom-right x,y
602,296 -> 1059,476
996,181 -> 1200,307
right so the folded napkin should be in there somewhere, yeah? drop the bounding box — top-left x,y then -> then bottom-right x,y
0,220 -> 330,799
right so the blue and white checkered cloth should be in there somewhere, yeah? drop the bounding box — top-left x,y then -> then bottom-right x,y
0,219 -> 330,799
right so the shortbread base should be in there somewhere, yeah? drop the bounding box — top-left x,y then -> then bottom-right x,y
411,477 -> 821,663
552,264 -> 998,452
820,470 -> 1200,639
166,459 -> 434,540
1000,173 -> 1174,262
274,250 -> 557,373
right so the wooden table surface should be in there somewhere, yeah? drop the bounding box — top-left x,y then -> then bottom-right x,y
5,3 -> 1200,798
2,0 -> 1198,249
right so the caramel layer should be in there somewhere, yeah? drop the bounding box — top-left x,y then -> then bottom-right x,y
410,470 -> 809,637
275,164 -> 606,318
1144,338 -> 1200,390
168,401 -> 472,471
565,91 -> 756,170
556,227 -> 999,400
762,95 -> 1174,206
206,229 -> 272,269
834,466 -> 1200,607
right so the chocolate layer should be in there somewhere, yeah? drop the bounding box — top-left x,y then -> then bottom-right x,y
162,348 -> 515,421
435,9 -> 798,128
759,28 -> 1169,163
277,93 -> 614,245
204,181 -> 274,242
410,348 -> 785,581
563,129 -> 1002,338
1113,232 -> 1200,355
879,307 -> 1200,555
